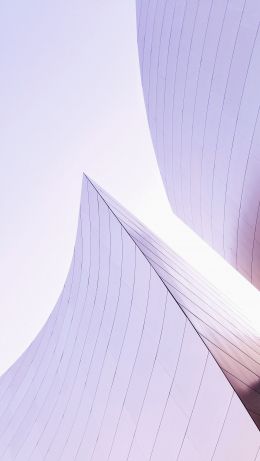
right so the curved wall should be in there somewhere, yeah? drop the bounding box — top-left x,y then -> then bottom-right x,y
137,0 -> 260,288
99,182 -> 260,429
0,176 -> 259,460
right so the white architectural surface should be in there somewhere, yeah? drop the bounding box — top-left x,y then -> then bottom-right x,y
0,176 -> 259,460
137,0 -> 260,288
99,180 -> 260,430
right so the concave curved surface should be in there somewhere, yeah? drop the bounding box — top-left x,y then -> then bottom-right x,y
0,175 -> 259,460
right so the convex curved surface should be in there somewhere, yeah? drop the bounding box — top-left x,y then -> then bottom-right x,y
137,0 -> 260,288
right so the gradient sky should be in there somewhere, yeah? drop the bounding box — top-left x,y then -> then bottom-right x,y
0,0 -> 260,375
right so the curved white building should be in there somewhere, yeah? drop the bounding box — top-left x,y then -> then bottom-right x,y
0,175 -> 259,460
137,0 -> 260,288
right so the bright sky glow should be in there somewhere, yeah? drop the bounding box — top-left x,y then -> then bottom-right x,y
0,0 -> 259,376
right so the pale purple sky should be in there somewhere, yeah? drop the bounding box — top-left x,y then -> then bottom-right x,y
0,0 -> 259,375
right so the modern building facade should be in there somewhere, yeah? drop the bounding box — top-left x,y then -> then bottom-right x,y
99,182 -> 260,430
0,176 -> 259,460
1,1 -> 260,458
137,0 -> 260,289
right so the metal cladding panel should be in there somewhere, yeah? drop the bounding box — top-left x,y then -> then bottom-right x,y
0,175 -> 259,460
137,0 -> 260,289
97,183 -> 260,430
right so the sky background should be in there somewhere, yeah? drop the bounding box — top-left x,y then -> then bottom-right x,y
0,0 -> 260,375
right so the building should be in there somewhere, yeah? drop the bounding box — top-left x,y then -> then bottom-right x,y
137,0 -> 260,288
0,176 -> 259,460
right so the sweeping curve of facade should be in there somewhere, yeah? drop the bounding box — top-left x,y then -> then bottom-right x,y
0,175 -> 259,460
136,0 -> 260,288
